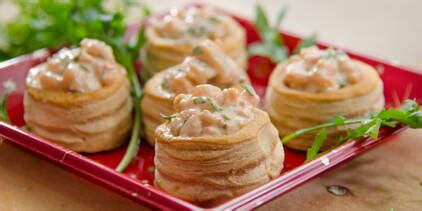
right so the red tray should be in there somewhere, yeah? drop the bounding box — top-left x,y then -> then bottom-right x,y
0,8 -> 421,210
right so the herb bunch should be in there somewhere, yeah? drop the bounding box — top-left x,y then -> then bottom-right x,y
282,100 -> 422,161
248,5 -> 317,63
0,0 -> 150,172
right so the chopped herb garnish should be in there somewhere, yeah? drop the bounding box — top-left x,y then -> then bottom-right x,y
187,26 -> 207,37
161,79 -> 169,90
181,120 -> 187,127
339,78 -> 348,88
222,114 -> 231,121
321,49 -> 346,61
192,46 -> 203,56
208,16 -> 220,23
282,100 -> 422,162
242,84 -> 256,96
193,96 -> 207,104
79,64 -> 90,72
160,113 -> 177,121
208,98 -> 223,112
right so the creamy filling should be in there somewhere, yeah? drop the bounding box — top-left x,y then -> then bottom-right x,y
163,84 -> 259,137
151,7 -> 228,43
283,46 -> 361,92
26,39 -> 125,93
160,40 -> 245,96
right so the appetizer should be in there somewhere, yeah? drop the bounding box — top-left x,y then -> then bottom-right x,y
154,84 -> 284,204
265,46 -> 384,151
141,6 -> 246,79
24,39 -> 133,153
141,40 -> 248,145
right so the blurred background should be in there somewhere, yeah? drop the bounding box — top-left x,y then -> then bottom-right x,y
0,0 -> 421,69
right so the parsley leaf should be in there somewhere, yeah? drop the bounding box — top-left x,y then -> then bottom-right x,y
306,128 -> 327,162
249,5 -> 316,64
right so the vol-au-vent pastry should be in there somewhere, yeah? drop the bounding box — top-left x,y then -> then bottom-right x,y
141,6 -> 246,79
265,46 -> 385,151
24,39 -> 133,153
154,85 -> 284,204
141,40 -> 249,145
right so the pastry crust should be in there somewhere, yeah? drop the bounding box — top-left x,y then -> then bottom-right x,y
154,108 -> 284,205
24,74 -> 133,153
265,61 -> 385,151
141,10 -> 246,79
141,71 -> 249,146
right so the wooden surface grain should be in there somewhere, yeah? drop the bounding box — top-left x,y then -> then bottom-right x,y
0,0 -> 421,210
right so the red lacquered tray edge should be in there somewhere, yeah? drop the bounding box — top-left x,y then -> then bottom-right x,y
1,8 -> 421,211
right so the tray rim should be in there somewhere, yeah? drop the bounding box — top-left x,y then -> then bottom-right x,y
0,7 -> 421,211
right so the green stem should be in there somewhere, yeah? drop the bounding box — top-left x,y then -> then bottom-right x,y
103,37 -> 144,172
281,118 -> 367,144
115,61 -> 143,172
116,96 -> 141,172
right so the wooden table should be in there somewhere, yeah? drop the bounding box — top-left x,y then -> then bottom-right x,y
0,0 -> 421,210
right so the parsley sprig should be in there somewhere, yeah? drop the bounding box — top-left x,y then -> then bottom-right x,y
248,5 -> 317,63
0,0 -> 150,172
282,100 -> 422,161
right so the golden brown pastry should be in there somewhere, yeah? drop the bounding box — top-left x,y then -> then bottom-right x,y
24,39 -> 133,153
141,40 -> 249,145
265,47 -> 384,151
141,6 -> 246,79
154,85 -> 284,205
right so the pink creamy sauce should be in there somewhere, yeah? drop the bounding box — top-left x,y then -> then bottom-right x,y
160,40 -> 245,96
284,47 -> 361,92
151,7 -> 228,43
164,84 -> 259,137
26,39 -> 125,93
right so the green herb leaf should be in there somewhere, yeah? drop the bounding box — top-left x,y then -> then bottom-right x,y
208,98 -> 223,112
248,42 -> 288,63
332,115 -> 346,126
222,114 -> 231,121
160,113 -> 176,121
367,118 -> 382,139
294,33 -> 317,54
306,128 -> 327,162
0,92 -> 9,122
0,80 -> 16,122
193,96 -> 207,104
275,6 -> 288,29
241,84 -> 256,96
128,25 -> 146,60
192,46 -> 202,56
408,111 -> 422,128
400,100 -> 419,113
255,5 -> 270,36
